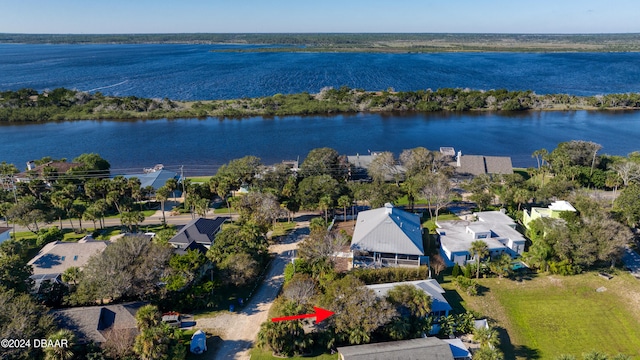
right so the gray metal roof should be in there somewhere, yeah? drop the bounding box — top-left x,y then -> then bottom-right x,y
366,280 -> 453,314
351,204 -> 424,256
169,217 -> 228,246
337,337 -> 454,360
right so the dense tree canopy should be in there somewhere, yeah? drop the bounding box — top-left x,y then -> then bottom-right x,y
73,235 -> 173,303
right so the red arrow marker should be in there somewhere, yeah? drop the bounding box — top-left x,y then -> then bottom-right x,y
271,306 -> 334,323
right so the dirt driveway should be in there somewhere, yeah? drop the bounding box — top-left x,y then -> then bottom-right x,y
195,222 -> 309,359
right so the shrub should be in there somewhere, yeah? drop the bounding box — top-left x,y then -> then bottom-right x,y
351,267 -> 430,285
453,276 -> 478,296
462,264 -> 473,279
452,263 -> 461,277
548,260 -> 581,276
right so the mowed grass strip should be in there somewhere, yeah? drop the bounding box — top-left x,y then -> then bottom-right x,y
468,273 -> 640,359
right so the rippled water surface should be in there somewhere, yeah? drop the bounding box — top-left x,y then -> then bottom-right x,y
2,44 -> 640,100
2,44 -> 640,173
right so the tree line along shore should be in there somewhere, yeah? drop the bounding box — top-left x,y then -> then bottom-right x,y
1,87 -> 640,122
3,33 -> 640,52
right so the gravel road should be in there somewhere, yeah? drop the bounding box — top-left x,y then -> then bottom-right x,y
195,222 -> 309,360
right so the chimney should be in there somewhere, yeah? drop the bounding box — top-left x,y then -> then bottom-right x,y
456,151 -> 462,167
26,161 -> 35,171
384,202 -> 393,214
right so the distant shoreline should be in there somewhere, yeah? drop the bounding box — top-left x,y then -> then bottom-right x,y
1,87 -> 639,123
2,33 -> 640,52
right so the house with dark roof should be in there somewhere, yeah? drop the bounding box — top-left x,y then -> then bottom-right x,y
15,160 -> 84,184
168,217 -> 228,251
453,151 -> 513,177
27,237 -> 109,288
337,337 -> 456,360
436,211 -> 525,267
366,280 -> 452,334
52,302 -> 145,344
351,203 -> 424,268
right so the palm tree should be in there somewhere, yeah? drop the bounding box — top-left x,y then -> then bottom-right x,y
513,188 -> 530,211
155,185 -> 170,224
44,329 -> 75,360
473,346 -> 504,360
337,195 -> 351,221
135,304 -> 161,330
473,326 -> 500,349
61,266 -> 81,287
470,240 -> 489,279
318,195 -> 332,223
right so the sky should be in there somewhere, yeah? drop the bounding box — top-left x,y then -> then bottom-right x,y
1,0 -> 639,34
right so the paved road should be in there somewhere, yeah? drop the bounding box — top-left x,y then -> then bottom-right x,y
195,222 -> 309,360
622,246 -> 640,279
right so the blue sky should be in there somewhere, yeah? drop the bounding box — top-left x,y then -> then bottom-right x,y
1,0 -> 638,34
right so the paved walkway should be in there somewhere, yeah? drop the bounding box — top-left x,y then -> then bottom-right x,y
195,222 -> 309,360
622,246 -> 640,279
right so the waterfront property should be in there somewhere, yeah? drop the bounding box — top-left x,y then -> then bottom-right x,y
14,160 -> 83,185
346,152 -> 407,181
120,167 -> 181,192
27,236 -> 109,289
168,216 -> 228,251
522,200 -> 576,228
350,203 -> 424,268
452,151 -> 513,177
437,211 -> 525,267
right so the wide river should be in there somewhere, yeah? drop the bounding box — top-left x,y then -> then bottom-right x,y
1,44 -> 640,174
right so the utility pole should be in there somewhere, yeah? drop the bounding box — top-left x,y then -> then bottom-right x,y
180,165 -> 185,197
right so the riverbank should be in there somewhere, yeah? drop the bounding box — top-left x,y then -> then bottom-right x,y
1,87 -> 640,122
3,33 -> 640,52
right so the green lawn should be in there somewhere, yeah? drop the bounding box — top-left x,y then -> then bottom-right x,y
445,272 -> 640,359
422,213 -> 459,233
270,221 -> 296,238
394,195 -> 428,206
249,348 -> 339,360
187,176 -> 213,183
103,209 -> 157,219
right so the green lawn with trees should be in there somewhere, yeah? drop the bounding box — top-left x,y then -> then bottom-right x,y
442,273 -> 640,359
4,140 -> 640,359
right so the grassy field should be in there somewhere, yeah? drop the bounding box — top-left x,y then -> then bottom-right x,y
443,272 -> 640,359
187,176 -> 213,183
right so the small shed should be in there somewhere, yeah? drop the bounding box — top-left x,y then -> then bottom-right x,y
190,330 -> 207,354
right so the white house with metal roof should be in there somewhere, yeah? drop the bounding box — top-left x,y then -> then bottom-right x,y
436,211 -> 525,267
350,203 -> 424,268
